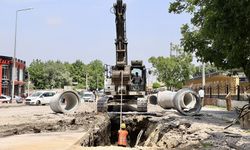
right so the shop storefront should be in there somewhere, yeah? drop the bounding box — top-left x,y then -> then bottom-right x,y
0,56 -> 26,96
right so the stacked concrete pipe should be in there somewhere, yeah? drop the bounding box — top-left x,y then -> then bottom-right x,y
148,88 -> 202,116
50,90 -> 80,113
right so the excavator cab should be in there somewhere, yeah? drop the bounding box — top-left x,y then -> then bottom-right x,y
130,61 -> 147,94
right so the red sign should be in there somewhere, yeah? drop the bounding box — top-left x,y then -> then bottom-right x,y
0,59 -> 11,64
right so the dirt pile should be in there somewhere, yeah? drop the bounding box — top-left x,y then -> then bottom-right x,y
0,104 -> 249,150
82,113 -> 250,150
0,111 -> 105,137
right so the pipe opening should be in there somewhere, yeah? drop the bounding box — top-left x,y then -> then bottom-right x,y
50,91 -> 80,113
182,93 -> 196,109
156,89 -> 201,116
174,89 -> 202,116
59,92 -> 79,111
148,95 -> 158,105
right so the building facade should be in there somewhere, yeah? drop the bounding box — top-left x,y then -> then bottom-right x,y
185,72 -> 250,96
0,56 -> 26,96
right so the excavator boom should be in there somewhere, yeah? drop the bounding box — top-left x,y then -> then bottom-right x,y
114,0 -> 128,67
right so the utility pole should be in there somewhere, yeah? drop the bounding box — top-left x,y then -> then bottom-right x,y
12,8 -> 33,100
85,73 -> 88,91
202,62 -> 206,88
27,71 -> 30,96
170,42 -> 173,57
96,69 -> 98,91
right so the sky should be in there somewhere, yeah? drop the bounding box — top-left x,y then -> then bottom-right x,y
0,0 -> 192,67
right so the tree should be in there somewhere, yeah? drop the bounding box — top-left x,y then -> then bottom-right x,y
28,59 -> 46,89
28,60 -> 72,89
28,59 -> 105,90
193,63 -> 220,77
169,0 -> 250,80
87,60 -> 104,90
43,60 -> 72,89
69,60 -> 86,89
149,45 -> 195,89
152,82 -> 161,89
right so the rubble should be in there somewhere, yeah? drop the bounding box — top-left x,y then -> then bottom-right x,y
0,103 -> 249,150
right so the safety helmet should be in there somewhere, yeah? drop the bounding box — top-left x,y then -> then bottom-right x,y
121,123 -> 126,129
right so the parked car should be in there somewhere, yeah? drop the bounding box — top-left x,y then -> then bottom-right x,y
14,95 -> 24,103
81,92 -> 95,102
25,91 -> 56,105
0,95 -> 11,103
97,90 -> 105,98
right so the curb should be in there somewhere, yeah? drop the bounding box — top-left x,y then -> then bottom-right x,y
0,104 -> 25,109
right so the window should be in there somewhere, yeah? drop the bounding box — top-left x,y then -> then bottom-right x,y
131,68 -> 142,77
43,92 -> 55,97
19,69 -> 23,81
2,65 -> 9,80
31,92 -> 43,97
14,68 -> 18,80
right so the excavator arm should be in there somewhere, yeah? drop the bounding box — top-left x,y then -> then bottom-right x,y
114,0 -> 128,67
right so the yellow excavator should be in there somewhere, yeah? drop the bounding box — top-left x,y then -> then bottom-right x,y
97,0 -> 148,113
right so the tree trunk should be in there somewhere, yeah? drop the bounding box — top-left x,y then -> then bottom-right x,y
243,63 -> 250,82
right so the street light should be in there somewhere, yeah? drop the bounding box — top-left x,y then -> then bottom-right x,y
11,8 -> 33,100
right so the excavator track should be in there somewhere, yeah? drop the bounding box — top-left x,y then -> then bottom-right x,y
97,96 -> 148,113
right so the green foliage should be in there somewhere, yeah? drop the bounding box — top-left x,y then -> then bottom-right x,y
169,0 -> 250,80
28,59 -> 46,89
69,60 -> 87,87
87,60 -> 105,90
44,60 -> 72,89
193,63 -> 220,77
152,82 -> 161,89
149,45 -> 195,89
28,59 -> 105,90
28,60 -> 72,89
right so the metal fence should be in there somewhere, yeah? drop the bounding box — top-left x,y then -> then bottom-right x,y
193,84 -> 250,101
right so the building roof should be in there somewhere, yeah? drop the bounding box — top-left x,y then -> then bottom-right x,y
0,55 -> 26,64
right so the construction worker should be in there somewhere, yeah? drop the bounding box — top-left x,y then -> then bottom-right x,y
198,87 -> 205,106
118,123 -> 128,147
132,72 -> 142,90
132,72 -> 142,85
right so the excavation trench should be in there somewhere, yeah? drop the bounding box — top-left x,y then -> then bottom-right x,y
80,116 -> 157,148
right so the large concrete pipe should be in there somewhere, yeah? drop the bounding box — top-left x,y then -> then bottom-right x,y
152,88 -> 201,116
157,91 -> 177,108
148,94 -> 158,105
50,90 -> 80,113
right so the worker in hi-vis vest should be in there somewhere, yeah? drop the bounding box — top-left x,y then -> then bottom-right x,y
118,123 -> 128,147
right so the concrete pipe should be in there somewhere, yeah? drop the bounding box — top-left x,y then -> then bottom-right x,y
50,90 -> 80,113
157,88 -> 202,116
157,91 -> 176,109
148,94 -> 158,105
